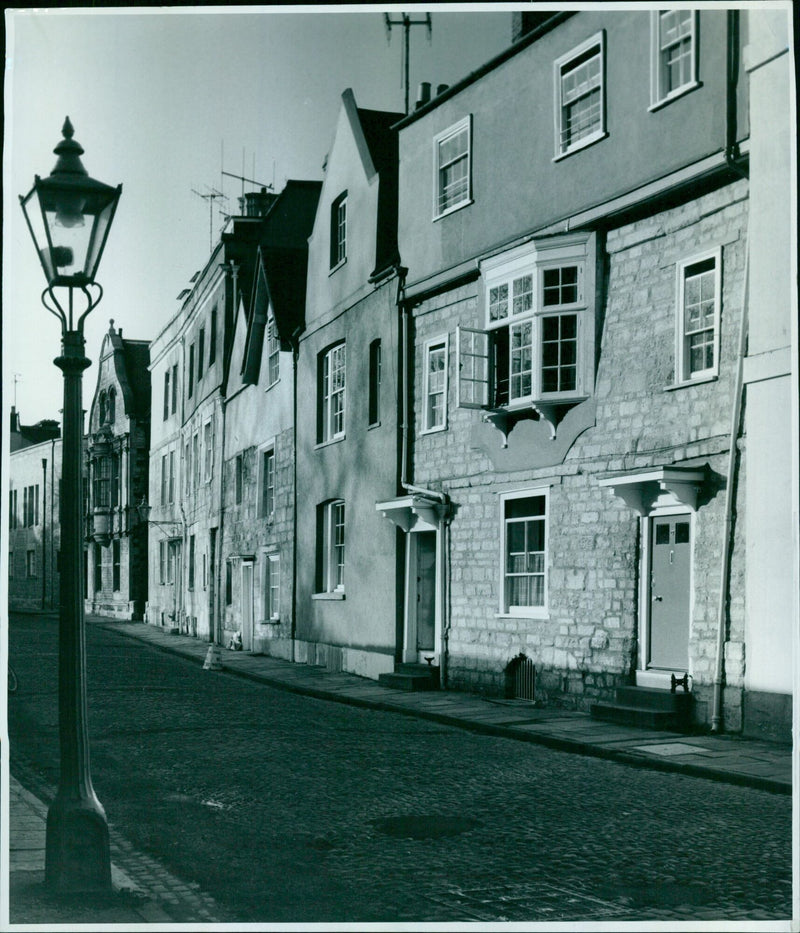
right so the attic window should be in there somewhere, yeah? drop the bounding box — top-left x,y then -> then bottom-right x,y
330,192 -> 347,270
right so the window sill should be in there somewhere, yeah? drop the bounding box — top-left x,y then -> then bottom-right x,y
421,423 -> 447,435
329,258 -> 347,276
312,591 -> 345,601
552,130 -> 608,162
368,420 -> 381,430
265,378 -> 280,392
433,198 -> 473,222
648,81 -> 702,113
496,611 -> 549,621
663,374 -> 718,392
259,618 -> 281,625
315,435 -> 346,451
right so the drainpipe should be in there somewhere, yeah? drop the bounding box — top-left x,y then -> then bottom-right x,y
710,230 -> 750,733
397,267 -> 451,688
50,438 -> 55,609
725,10 -> 750,183
289,327 -> 303,663
41,457 -> 47,610
710,12 -> 751,732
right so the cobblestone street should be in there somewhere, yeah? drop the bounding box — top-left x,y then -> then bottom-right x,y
8,614 -> 793,924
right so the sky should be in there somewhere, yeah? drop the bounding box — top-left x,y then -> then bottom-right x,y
3,5 -> 513,425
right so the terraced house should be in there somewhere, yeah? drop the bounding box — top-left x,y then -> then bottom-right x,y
146,189 -> 276,640
294,90 -> 405,680
221,179 -> 320,655
84,321 -> 150,620
388,9 -> 793,738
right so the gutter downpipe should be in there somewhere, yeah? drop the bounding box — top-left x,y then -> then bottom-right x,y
42,457 -> 47,610
214,261 -> 237,648
50,437 -> 56,609
711,10 -> 750,732
397,267 -> 451,689
290,329 -> 302,664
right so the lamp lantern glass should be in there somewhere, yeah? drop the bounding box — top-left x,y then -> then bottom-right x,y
19,117 -> 121,289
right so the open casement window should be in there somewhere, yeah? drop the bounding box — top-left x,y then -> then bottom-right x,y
501,490 -> 548,616
261,552 -> 281,621
650,10 -> 698,109
458,233 -> 596,439
433,116 -> 472,218
676,248 -> 721,383
554,32 -> 606,159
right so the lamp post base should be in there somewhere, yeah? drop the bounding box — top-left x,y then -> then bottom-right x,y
45,791 -> 111,892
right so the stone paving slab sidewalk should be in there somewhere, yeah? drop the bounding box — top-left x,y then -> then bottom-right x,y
6,773 -> 229,926
99,618 -> 794,796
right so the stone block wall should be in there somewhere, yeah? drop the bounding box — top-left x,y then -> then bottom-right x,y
221,425 -> 294,650
410,180 -> 750,726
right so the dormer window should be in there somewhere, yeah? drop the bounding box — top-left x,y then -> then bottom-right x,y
330,192 -> 347,270
457,233 -> 597,438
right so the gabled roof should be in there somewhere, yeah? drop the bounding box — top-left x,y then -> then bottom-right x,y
356,106 -> 403,277
234,180 -> 321,387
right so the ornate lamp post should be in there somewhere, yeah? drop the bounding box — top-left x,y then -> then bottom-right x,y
19,117 -> 121,892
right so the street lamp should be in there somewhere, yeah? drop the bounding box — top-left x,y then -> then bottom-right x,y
135,496 -> 182,531
19,117 -> 121,892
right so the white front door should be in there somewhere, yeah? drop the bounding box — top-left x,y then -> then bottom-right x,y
241,561 -> 254,651
648,514 -> 691,671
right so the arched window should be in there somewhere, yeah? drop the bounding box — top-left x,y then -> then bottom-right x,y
98,391 -> 107,426
108,387 -> 116,423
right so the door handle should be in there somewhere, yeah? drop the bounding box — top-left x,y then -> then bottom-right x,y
653,595 -> 663,602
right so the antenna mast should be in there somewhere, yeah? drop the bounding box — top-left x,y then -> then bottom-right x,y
191,187 -> 225,253
384,12 -> 432,115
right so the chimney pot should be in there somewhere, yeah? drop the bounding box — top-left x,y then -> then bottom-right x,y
436,84 -> 449,96
415,81 -> 432,109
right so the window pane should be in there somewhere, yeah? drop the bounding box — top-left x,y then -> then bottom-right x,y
506,496 -> 545,519
675,521 -> 690,544
512,275 -> 533,316
490,284 -> 508,322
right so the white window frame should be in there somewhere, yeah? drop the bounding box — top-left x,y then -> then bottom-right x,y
266,312 -> 280,388
468,234 -> 593,410
649,10 -> 699,111
160,453 -> 168,506
675,247 -> 722,384
193,432 -> 200,488
433,116 -> 472,219
499,487 -> 549,619
203,419 -> 213,483
320,343 -> 346,443
422,335 -> 449,433
553,31 -> 606,160
258,443 -> 276,520
261,550 -> 281,622
330,192 -> 347,271
319,499 -> 345,594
